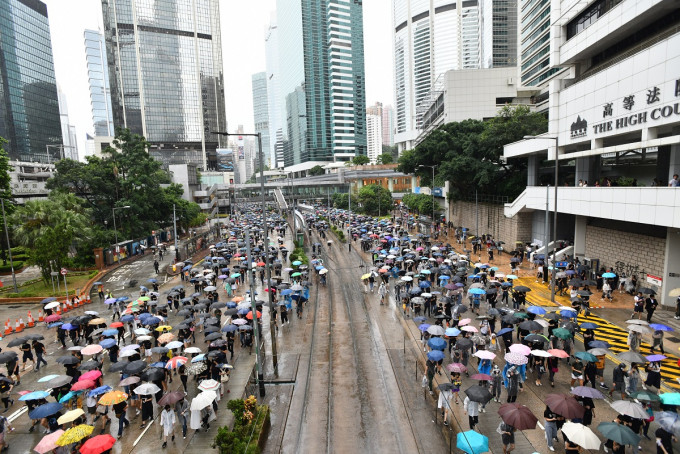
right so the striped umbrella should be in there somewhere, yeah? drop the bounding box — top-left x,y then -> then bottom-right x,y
165,356 -> 189,369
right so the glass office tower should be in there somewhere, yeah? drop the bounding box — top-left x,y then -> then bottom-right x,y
84,29 -> 115,137
101,0 -> 227,170
0,0 -> 62,163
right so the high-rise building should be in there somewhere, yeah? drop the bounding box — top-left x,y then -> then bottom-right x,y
0,0 -> 62,163
275,0 -> 367,167
84,29 -> 115,137
57,87 -> 79,161
251,72 -> 271,169
393,0 -> 517,153
518,0 -> 561,88
265,15 -> 284,168
366,112 -> 383,164
101,0 -> 227,171
382,104 -> 395,146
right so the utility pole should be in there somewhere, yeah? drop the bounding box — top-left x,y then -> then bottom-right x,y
173,204 -> 178,261
348,182 -> 352,252
1,199 -> 18,293
544,185 -> 550,283
257,132 -> 278,372
245,226 -> 265,397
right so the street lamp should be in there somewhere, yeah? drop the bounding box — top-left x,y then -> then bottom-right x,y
524,135 -> 559,303
418,164 -> 437,232
112,205 -> 131,264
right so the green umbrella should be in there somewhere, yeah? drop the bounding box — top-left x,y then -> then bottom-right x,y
597,422 -> 640,446
630,390 -> 660,402
291,272 -> 302,277
660,393 -> 680,405
513,312 -> 529,319
552,328 -> 572,339
574,352 -> 598,362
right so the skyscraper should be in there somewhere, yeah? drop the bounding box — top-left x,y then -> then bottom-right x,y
0,0 -> 62,163
101,0 -> 227,171
265,15 -> 284,168
519,0 -> 559,87
57,87 -> 79,161
481,0 -> 517,68
366,112 -> 382,164
251,72 -> 271,169
275,0 -> 366,167
84,29 -> 115,137
382,104 -> 395,147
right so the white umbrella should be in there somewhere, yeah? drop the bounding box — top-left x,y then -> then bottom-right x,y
84,311 -> 99,316
134,383 -> 161,396
610,400 -> 649,420
137,335 -> 153,341
198,379 -> 220,391
134,328 -> 151,335
535,319 -> 550,328
119,349 -> 138,358
165,341 -> 184,350
204,286 -> 217,292
191,390 -> 217,410
427,325 -> 445,336
625,319 -> 649,325
628,325 -> 650,334
561,422 -> 600,450
184,347 -> 202,354
401,276 -> 413,282
45,302 -> 60,310
530,350 -> 552,358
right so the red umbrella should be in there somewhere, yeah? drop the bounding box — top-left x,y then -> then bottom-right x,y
110,322 -> 124,328
246,311 -> 262,320
469,373 -> 492,381
45,314 -> 62,323
256,261 -> 266,267
79,434 -> 116,454
79,370 -> 102,382
545,393 -> 586,419
498,403 -> 538,430
71,380 -> 96,392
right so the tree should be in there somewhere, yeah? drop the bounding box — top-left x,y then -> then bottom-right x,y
351,155 -> 370,166
397,105 -> 547,200
0,138 -> 14,265
401,193 -> 438,217
331,193 -> 349,209
308,165 -> 325,176
357,184 -> 392,216
376,153 -> 394,165
10,192 -> 92,282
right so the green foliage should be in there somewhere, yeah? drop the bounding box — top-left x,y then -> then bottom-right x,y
0,138 -> 15,267
331,193 -> 349,210
350,155 -> 370,166
308,165 -> 325,176
9,192 -> 92,282
397,105 -> 547,200
357,184 -> 392,216
0,261 -> 24,273
330,224 -> 346,242
189,211 -> 208,227
213,397 -> 269,454
289,247 -> 309,266
401,193 -> 439,216
376,152 -> 394,164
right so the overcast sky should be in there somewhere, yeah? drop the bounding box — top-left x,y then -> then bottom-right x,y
44,0 -> 394,158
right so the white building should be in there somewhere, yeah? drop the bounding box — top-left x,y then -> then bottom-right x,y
366,113 -> 383,163
56,86 -> 78,161
503,0 -> 680,308
265,15 -> 284,168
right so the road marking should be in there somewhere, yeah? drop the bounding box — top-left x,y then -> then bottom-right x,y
536,421 -> 544,430
133,417 -> 156,447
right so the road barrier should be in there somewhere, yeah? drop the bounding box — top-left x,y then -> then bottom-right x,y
27,311 -> 34,328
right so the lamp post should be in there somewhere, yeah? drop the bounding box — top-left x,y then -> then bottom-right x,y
112,205 -> 131,264
1,198 -> 18,293
418,164 -> 437,233
524,135 -> 559,303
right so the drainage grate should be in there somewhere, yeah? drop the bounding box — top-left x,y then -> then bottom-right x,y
666,336 -> 680,343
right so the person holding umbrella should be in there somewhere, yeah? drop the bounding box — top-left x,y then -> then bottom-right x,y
463,394 -> 480,430
544,405 -> 560,452
175,397 -> 189,439
160,404 -> 176,448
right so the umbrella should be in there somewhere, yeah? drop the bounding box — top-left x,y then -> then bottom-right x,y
616,350 -> 647,363
580,322 -> 599,330
527,306 -> 546,315
38,374 -> 60,383
34,430 -> 65,454
427,338 -> 447,351
508,344 -> 531,356
530,349 -> 552,358
98,390 -> 128,406
469,374 -> 493,382
498,403 -> 538,430
7,337 -> 28,348
57,408 -> 85,425
660,393 -> 680,405
463,385 -> 493,404
81,345 -> 103,356
198,379 -> 220,391
56,424 -> 94,446
158,392 -> 186,406
141,368 -> 166,382
610,400 -> 649,419
646,354 -> 667,362
99,339 -> 117,349
455,338 -> 473,350
119,376 -> 140,387
588,348 -> 609,356
134,383 -> 161,395
575,352 -> 598,362
504,352 -> 528,365
625,319 -> 649,325
602,272 -> 616,278
650,323 -> 674,332
123,360 -> 147,375
473,350 -> 496,360
29,402 -> 63,420
545,393 -> 585,419
427,351 -> 445,361
88,385 -> 112,397
48,375 -> 73,388
71,380 -> 96,392
20,390 -> 50,401
80,370 -> 102,382
571,386 -> 605,399
551,328 -> 572,339
656,411 -> 680,436
191,390 -> 217,410
456,430 -> 488,454
426,325 -> 445,336
496,327 -> 513,336
188,362 -> 207,375
628,324 -> 651,334
597,422 -> 641,446
446,363 -> 468,373
166,356 -> 189,369
630,390 -> 660,401
79,434 -> 116,454
158,333 -> 175,343
514,286 -> 531,292
561,422 -> 601,450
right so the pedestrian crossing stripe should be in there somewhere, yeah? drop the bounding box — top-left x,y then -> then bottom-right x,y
514,277 -> 680,391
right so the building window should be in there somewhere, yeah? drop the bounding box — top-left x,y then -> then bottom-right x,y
566,0 -> 624,40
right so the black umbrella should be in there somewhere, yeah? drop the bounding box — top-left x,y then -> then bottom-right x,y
25,333 -> 44,341
577,290 -> 593,296
525,334 -> 548,344
141,367 -> 166,382
109,361 -> 129,373
151,347 -> 169,354
205,332 -> 222,341
455,338 -> 473,350
210,302 -> 227,310
7,337 -> 28,348
56,356 -> 80,365
204,317 -> 219,325
123,360 -> 147,375
0,352 -> 17,364
47,375 -> 73,388
177,309 -> 193,317
209,340 -> 227,348
543,312 -> 561,321
514,286 -> 531,292
519,321 -> 543,332
78,360 -> 100,371
223,308 -> 239,316
502,315 -> 522,324
638,287 -> 656,295
464,385 -> 493,404
487,308 -> 501,316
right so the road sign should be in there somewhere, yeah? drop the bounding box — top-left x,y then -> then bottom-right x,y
60,268 -> 68,276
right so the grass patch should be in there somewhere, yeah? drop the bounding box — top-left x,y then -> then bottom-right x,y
0,262 -> 24,273
213,396 -> 270,454
0,272 -> 93,297
289,247 -> 309,267
319,216 -> 346,242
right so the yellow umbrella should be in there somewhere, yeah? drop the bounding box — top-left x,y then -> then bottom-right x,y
88,318 -> 106,325
57,409 -> 84,425
155,325 -> 172,332
361,273 -> 371,280
98,390 -> 128,406
56,424 -> 94,446
232,296 -> 244,302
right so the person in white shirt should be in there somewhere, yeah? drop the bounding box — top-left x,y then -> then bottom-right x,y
669,174 -> 679,187
160,405 -> 176,448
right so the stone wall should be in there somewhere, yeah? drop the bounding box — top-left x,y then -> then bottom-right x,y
448,201 -> 532,249
585,225 -> 666,282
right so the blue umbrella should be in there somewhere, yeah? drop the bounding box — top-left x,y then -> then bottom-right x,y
457,430 -> 489,454
445,328 -> 461,337
650,324 -> 674,332
48,322 -> 63,328
183,265 -> 193,271
409,288 -> 422,295
413,316 -> 427,323
419,281 -> 431,289
527,306 -> 546,315
59,391 -> 82,403
237,308 -> 250,315
150,361 -> 166,368
580,322 -> 599,330
117,296 -> 130,302
140,286 -> 148,292
120,314 -> 135,322
222,325 -> 238,333
589,340 -> 610,349
602,272 -> 616,278
145,317 -> 161,326
427,350 -> 445,361
102,329 -> 118,337
496,327 -> 513,336
19,391 -> 50,401
439,275 -> 450,280
428,338 -> 447,351
468,288 -> 486,295
280,289 -> 293,296
560,309 -> 578,318
191,354 -> 206,363
89,385 -> 113,397
418,324 -> 431,332
147,279 -> 158,283
29,402 -> 63,420
61,323 -> 76,330
99,339 -> 117,349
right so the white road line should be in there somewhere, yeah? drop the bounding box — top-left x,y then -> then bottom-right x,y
7,406 -> 27,423
132,417 -> 156,446
536,421 -> 544,430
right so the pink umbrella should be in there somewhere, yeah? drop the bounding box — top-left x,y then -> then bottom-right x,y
119,376 -> 140,387
461,326 -> 478,333
81,345 -> 103,356
45,314 -> 61,323
473,350 -> 496,360
34,429 -> 64,454
165,356 -> 188,370
458,318 -> 472,326
79,370 -> 102,382
446,363 -> 468,373
548,349 -> 569,358
509,344 -> 532,356
71,380 -> 96,392
504,352 -> 529,365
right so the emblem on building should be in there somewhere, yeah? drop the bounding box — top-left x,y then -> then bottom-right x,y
570,116 -> 588,139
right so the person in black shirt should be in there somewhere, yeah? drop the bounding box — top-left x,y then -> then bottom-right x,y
20,342 -> 34,372
113,399 -> 129,439
656,427 -> 675,454
32,341 -> 47,370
